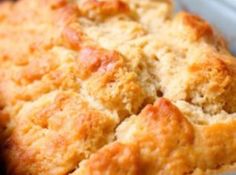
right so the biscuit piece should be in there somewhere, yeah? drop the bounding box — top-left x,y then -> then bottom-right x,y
4,91 -> 117,175
1,0 -> 236,175
72,98 -> 236,175
0,0 -> 145,117
77,2 -> 236,115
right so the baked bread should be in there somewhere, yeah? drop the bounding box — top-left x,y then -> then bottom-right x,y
0,0 -> 236,174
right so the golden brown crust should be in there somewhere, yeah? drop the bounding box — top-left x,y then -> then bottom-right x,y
77,142 -> 141,175
73,98 -> 236,175
78,0 -> 130,20
4,91 -> 117,175
1,0 -> 236,175
173,12 -> 214,41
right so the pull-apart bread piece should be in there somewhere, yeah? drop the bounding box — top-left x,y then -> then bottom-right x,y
0,0 -> 236,175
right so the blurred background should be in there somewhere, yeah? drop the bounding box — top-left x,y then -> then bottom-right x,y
175,0 -> 236,55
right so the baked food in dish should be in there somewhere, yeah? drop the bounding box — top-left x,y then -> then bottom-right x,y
0,0 -> 236,174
